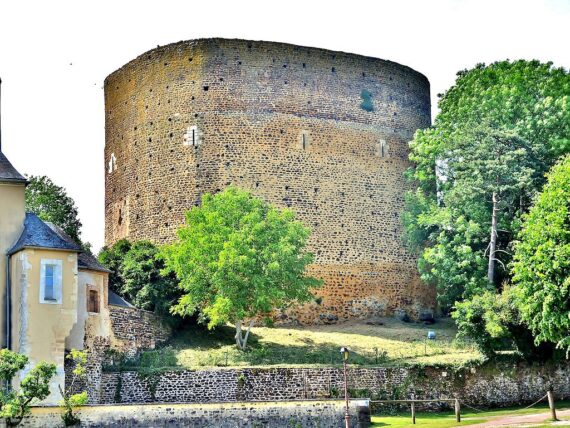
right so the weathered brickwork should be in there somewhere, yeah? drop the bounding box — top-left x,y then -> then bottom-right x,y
98,364 -> 570,408
104,38 -> 435,323
107,305 -> 171,355
69,305 -> 171,403
21,401 -> 361,428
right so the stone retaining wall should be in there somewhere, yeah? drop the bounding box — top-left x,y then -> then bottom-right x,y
108,305 -> 171,355
99,363 -> 570,408
20,401 -> 360,428
72,304 -> 171,403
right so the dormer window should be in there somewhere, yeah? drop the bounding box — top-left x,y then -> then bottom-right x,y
40,259 -> 62,304
108,153 -> 117,173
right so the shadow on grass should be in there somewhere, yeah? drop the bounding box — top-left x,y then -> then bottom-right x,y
167,324 -> 389,367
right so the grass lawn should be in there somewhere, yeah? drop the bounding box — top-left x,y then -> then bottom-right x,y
153,317 -> 481,369
371,401 -> 570,427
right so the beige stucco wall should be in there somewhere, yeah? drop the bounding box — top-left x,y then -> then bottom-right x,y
0,182 -> 26,348
10,249 -> 79,405
67,269 -> 111,350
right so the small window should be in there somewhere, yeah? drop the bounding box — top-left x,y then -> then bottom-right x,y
299,131 -> 311,151
88,289 -> 100,313
108,153 -> 117,173
183,126 -> 200,147
45,265 -> 55,300
376,140 -> 389,158
40,259 -> 63,304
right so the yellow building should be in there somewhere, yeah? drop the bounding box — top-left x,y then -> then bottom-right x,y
0,150 -> 111,405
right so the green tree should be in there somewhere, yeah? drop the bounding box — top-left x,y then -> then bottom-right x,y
453,286 -> 554,360
512,155 -> 570,351
98,239 -> 132,296
0,349 -> 56,427
98,239 -> 181,319
404,60 -> 570,310
59,350 -> 88,427
162,187 -> 322,350
25,175 -> 84,246
121,241 -> 181,317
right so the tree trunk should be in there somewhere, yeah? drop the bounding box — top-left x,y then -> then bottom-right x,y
235,320 -> 254,350
487,191 -> 498,285
235,321 -> 243,348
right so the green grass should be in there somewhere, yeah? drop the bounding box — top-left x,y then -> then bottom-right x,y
151,317 -> 482,369
371,401 -> 570,427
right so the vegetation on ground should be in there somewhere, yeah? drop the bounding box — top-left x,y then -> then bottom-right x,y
403,60 -> 570,358
98,239 -> 182,321
512,155 -> 570,352
162,187 -> 322,350
371,400 -> 570,427
0,349 -> 56,427
59,349 -> 88,427
107,318 -> 480,370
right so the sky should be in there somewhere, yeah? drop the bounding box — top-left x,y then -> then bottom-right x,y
0,0 -> 569,252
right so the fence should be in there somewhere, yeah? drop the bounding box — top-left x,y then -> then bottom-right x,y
369,390 -> 559,425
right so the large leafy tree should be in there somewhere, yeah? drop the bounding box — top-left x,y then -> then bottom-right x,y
404,60 -> 570,310
25,175 -> 83,245
98,239 -> 180,318
512,155 -> 570,351
162,187 -> 322,350
121,241 -> 181,317
98,239 -> 132,295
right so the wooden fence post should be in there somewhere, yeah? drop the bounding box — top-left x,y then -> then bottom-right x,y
547,390 -> 558,421
411,401 -> 416,424
454,399 -> 461,422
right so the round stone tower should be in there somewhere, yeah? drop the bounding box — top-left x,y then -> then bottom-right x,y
104,38 -> 435,323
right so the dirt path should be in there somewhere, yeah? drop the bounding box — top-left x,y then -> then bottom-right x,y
462,408 -> 570,427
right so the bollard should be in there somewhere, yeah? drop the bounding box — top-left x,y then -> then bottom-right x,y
547,390 -> 558,421
454,399 -> 461,423
411,401 -> 416,424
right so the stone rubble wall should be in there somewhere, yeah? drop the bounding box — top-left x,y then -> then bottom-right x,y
98,363 -> 570,408
104,38 -> 435,323
72,304 -> 171,404
107,304 -> 171,356
20,400 -> 361,428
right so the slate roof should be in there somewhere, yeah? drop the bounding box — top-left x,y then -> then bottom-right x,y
78,252 -> 112,273
8,213 -> 83,255
108,290 -> 134,308
0,151 -> 26,183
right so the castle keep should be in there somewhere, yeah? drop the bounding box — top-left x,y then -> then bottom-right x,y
104,38 -> 435,323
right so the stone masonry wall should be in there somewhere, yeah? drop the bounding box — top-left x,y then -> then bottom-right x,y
104,38 -> 435,324
107,305 -> 171,355
98,363 -> 570,408
20,401 -> 362,428
73,305 -> 171,404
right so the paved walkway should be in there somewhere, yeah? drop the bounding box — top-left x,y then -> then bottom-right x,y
462,408 -> 570,427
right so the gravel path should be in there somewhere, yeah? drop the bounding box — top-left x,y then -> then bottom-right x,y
462,408 -> 570,427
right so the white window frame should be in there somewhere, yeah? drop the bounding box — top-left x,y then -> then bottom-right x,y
40,259 -> 63,304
